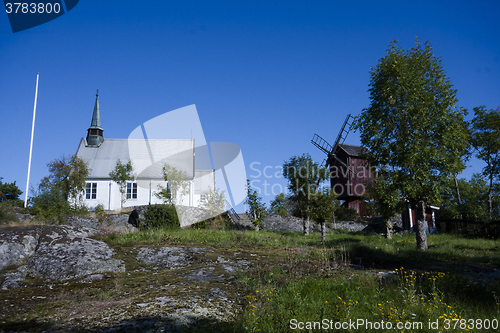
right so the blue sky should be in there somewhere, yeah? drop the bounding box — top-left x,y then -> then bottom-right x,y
1,0 -> 499,209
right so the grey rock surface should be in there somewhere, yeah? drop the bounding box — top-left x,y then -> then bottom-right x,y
262,213 -> 331,233
0,225 -> 40,270
261,213 -> 379,233
136,246 -> 192,269
64,214 -> 137,233
0,225 -> 124,289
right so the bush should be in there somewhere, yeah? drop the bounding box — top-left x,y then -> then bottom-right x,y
0,206 -> 18,225
336,206 -> 358,221
27,187 -> 89,224
28,186 -> 71,223
143,204 -> 180,230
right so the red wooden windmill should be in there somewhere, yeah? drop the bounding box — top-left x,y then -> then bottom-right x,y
311,114 -> 374,215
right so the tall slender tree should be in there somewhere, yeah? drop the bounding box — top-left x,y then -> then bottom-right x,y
245,180 -> 266,230
155,163 -> 191,205
109,160 -> 134,208
355,39 -> 470,250
471,106 -> 500,219
283,153 -> 329,235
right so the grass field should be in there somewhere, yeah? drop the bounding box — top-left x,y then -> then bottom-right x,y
96,227 -> 500,332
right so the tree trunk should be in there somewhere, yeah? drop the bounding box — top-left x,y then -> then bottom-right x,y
303,217 -> 310,235
414,201 -> 428,250
488,173 -> 493,219
321,221 -> 326,243
385,218 -> 392,239
454,175 -> 463,219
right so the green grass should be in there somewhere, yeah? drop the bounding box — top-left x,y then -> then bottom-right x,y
95,228 -> 500,332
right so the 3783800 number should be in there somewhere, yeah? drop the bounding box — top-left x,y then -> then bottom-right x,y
443,318 -> 498,330
5,2 -> 61,14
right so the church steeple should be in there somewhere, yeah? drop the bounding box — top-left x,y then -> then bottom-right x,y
86,90 -> 104,147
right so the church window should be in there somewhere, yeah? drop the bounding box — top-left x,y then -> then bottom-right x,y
127,183 -> 137,199
86,183 -> 97,199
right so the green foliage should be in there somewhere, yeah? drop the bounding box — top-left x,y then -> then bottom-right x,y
28,184 -> 71,222
40,155 -> 90,205
199,187 -> 226,216
108,159 -> 134,207
438,173 -> 497,221
155,163 -> 191,205
190,214 -> 233,230
308,187 -> 339,223
142,204 -> 180,230
355,39 -> 470,249
0,206 -> 18,224
282,153 -> 329,219
364,169 -> 405,237
94,203 -> 109,224
269,193 -> 290,215
28,155 -> 90,221
0,177 -> 23,207
471,106 -> 500,218
336,206 -> 359,221
245,180 -> 266,229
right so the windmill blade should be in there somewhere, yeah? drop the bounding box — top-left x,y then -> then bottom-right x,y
331,114 -> 356,156
332,154 -> 357,176
311,133 -> 333,156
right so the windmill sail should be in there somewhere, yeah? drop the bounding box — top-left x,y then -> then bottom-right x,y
311,114 -> 358,176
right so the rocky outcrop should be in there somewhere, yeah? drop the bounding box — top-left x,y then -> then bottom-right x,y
262,213 -> 382,233
0,225 -> 259,332
64,214 -> 137,233
0,225 -> 124,289
262,213 -> 331,233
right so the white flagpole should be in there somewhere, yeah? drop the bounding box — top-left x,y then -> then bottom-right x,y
24,72 -> 39,208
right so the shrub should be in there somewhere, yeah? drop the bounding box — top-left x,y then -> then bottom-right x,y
336,206 -> 358,221
143,204 -> 180,230
0,206 -> 18,225
28,186 -> 71,223
28,185 -> 89,223
94,203 -> 109,224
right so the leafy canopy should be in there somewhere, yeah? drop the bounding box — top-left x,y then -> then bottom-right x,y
269,192 -> 290,215
0,177 -> 23,205
355,39 -> 469,206
29,155 -> 90,218
39,155 -> 90,204
155,164 -> 191,205
199,187 -> 226,216
438,173 -> 495,221
471,106 -> 500,217
245,180 -> 266,227
108,160 -> 134,206
282,153 -> 329,218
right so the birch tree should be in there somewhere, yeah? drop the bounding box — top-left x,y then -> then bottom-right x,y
355,39 -> 469,250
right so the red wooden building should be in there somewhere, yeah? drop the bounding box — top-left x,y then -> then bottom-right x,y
402,205 -> 440,232
329,144 -> 374,215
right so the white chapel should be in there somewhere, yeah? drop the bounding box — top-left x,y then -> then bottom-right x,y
75,92 -> 214,211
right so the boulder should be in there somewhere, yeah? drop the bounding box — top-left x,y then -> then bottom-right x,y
0,225 -> 125,289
